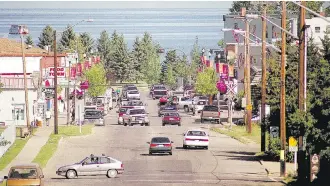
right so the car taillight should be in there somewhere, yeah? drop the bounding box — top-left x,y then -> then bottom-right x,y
164,143 -> 171,147
150,143 -> 157,147
185,138 -> 193,141
121,163 -> 124,168
218,111 -> 220,117
119,113 -> 123,117
200,139 -> 209,142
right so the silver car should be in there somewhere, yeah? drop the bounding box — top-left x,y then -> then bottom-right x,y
56,154 -> 124,179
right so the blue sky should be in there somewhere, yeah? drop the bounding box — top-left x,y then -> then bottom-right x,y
0,1 -> 233,9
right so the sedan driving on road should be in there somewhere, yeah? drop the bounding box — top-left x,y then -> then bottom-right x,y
162,112 -> 181,126
56,154 -> 124,179
183,130 -> 209,149
126,90 -> 140,100
148,137 -> 173,155
123,108 -> 150,126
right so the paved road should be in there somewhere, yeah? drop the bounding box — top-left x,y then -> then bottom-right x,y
43,92 -> 283,186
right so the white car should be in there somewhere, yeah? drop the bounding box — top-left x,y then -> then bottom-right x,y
127,90 -> 140,100
183,129 -> 209,149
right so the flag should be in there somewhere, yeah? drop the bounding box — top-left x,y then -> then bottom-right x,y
216,63 -> 219,73
71,66 -> 76,79
206,60 -> 210,67
229,65 -> 234,77
76,63 -> 82,76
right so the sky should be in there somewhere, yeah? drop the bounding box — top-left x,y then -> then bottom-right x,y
0,1 -> 233,9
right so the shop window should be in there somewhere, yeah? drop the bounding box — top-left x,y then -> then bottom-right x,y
315,27 -> 321,33
12,107 -> 25,120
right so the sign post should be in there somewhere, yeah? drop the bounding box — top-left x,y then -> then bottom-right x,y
289,136 -> 298,172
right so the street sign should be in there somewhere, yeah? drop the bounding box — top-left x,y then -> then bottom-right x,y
9,25 -> 29,35
58,80 -> 70,87
289,136 -> 298,152
47,67 -> 65,78
310,154 -> 320,182
270,126 -> 279,138
225,80 -> 237,95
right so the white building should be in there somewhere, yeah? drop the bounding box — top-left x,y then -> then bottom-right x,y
306,14 -> 330,48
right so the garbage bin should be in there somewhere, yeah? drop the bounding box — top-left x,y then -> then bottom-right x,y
37,120 -> 42,127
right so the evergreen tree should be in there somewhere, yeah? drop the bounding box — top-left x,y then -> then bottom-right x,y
161,50 -> 177,83
38,25 -> 54,49
60,25 -> 75,50
97,30 -> 111,67
131,37 -> 144,82
67,35 -> 85,62
25,35 -> 33,46
165,64 -> 177,90
190,37 -> 201,82
80,32 -> 94,56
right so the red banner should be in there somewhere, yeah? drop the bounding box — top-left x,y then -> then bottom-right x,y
206,60 -> 210,67
216,63 -> 219,73
221,64 -> 229,79
76,63 -> 82,76
70,66 -> 76,79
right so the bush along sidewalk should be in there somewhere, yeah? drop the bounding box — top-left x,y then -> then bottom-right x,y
32,125 -> 93,168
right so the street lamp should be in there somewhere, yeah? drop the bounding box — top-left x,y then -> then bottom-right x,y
53,19 -> 93,134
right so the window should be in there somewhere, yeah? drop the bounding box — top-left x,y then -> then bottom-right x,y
187,131 -> 206,136
12,107 -> 25,120
315,27 -> 321,33
9,168 -> 38,179
151,137 -> 170,143
99,157 -> 110,164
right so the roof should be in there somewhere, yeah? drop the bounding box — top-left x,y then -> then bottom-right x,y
9,163 -> 40,168
0,38 -> 46,55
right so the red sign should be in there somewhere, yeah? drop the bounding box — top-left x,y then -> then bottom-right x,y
70,66 -> 76,79
80,81 -> 89,90
76,63 -> 82,76
48,67 -> 65,77
216,80 -> 227,94
206,60 -> 210,67
216,63 -> 219,73
221,64 -> 229,79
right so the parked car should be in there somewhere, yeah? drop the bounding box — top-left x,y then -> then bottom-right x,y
3,163 -> 45,186
158,105 -> 177,117
56,154 -> 124,179
124,100 -> 146,109
83,109 -> 104,126
183,130 -> 209,149
200,105 -> 220,124
126,90 -> 140,100
122,108 -> 150,126
162,112 -> 181,126
153,90 -> 168,99
117,107 -> 130,125
191,100 -> 207,114
148,137 -> 173,155
177,96 -> 193,112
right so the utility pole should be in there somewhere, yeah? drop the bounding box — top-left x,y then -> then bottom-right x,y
261,4 -> 267,152
280,1 -> 287,177
66,61 -> 71,126
245,10 -> 252,134
20,34 -> 30,130
298,0 -> 307,182
53,30 -> 59,134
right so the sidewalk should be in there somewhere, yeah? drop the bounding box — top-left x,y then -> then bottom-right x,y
259,160 -> 296,178
0,115 -> 68,176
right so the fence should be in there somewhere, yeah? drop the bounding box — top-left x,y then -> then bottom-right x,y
0,120 -> 16,157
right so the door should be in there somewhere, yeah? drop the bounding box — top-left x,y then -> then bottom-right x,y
77,157 -> 99,176
98,157 -> 112,174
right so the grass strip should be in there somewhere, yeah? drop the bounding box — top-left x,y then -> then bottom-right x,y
32,125 -> 93,168
0,139 -> 29,171
211,124 -> 261,144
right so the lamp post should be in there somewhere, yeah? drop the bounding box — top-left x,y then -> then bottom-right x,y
53,19 -> 93,134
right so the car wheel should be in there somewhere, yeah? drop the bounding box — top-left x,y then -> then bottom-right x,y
184,106 -> 189,112
107,169 -> 118,178
183,145 -> 187,149
145,123 -> 150,126
149,151 -> 152,155
217,119 -> 220,124
140,123 -> 144,126
66,170 -> 77,179
169,152 -> 172,155
201,118 -> 204,123
178,123 -> 181,126
205,146 -> 209,150
124,123 -> 127,126
158,114 -> 161,117
129,121 -> 133,126
162,123 -> 165,126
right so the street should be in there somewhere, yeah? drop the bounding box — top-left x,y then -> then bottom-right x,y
43,91 -> 283,186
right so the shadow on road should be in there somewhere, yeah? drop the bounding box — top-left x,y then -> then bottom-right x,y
140,153 -> 171,156
223,151 -> 256,156
175,147 -> 207,150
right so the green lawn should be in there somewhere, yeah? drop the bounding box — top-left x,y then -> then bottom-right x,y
0,139 -> 29,171
32,125 -> 93,168
212,124 -> 261,144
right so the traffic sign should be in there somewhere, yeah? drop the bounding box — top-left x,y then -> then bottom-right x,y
270,126 -> 279,138
246,104 -> 252,111
225,80 -> 237,95
289,136 -> 298,152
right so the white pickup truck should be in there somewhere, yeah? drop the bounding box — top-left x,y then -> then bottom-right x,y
188,96 -> 208,113
177,96 -> 193,112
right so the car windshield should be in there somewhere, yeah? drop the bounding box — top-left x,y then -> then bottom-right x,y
128,91 -> 139,94
127,87 -> 137,91
130,109 -> 145,115
85,110 -> 101,116
129,101 -> 143,106
203,106 -> 218,111
154,86 -> 166,90
164,112 -> 179,117
119,108 -> 128,113
154,91 -> 167,95
9,168 -> 38,179
187,131 -> 206,136
151,137 -> 170,143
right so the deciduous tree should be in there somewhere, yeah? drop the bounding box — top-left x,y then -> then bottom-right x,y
195,67 -> 218,104
83,64 -> 107,97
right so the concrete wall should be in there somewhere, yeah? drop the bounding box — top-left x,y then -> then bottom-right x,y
0,90 -> 37,126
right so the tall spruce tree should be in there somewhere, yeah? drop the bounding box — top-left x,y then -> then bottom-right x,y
190,37 -> 201,82
38,25 -> 54,49
80,32 -> 94,56
132,37 -> 144,82
161,50 -> 177,83
60,25 -> 75,50
97,30 -> 111,68
25,35 -> 33,46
